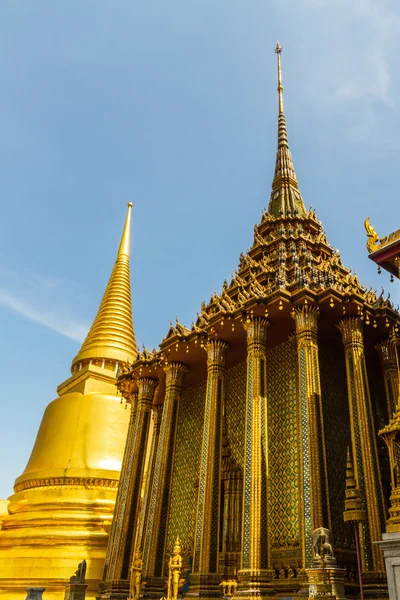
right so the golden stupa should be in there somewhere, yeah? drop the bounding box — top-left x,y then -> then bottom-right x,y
98,46 -> 400,600
0,203 -> 137,599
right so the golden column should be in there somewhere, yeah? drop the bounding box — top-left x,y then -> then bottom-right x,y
337,318 -> 386,572
135,404 -> 163,553
191,340 -> 229,596
237,318 -> 275,598
293,305 -> 330,565
220,454 -> 242,579
101,377 -> 158,598
376,340 -> 399,419
143,362 -> 188,597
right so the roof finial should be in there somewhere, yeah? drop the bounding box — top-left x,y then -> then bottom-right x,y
267,43 -> 306,218
275,41 -> 284,115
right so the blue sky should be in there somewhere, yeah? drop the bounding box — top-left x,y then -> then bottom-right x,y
0,1 -> 399,499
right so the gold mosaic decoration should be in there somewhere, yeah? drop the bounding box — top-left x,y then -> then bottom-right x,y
319,343 -> 353,550
167,379 -> 206,558
266,339 -> 300,549
224,361 -> 247,470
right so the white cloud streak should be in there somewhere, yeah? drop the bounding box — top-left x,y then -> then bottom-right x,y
0,268 -> 89,342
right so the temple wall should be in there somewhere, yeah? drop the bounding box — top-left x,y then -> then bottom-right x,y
266,339 -> 300,556
166,339 -> 352,575
166,340 -> 301,572
166,379 -> 206,560
319,343 -> 353,551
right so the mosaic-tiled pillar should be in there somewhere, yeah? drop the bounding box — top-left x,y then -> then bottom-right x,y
236,317 -> 275,598
190,340 -> 229,597
143,363 -> 188,597
376,339 -> 399,419
135,404 -> 163,553
102,391 -> 137,584
293,306 -> 330,566
220,464 -> 242,579
338,318 -> 385,572
102,378 -> 157,598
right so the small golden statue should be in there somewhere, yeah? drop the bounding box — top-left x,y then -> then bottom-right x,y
129,549 -> 143,600
166,537 -> 182,600
220,580 -> 237,597
364,217 -> 380,253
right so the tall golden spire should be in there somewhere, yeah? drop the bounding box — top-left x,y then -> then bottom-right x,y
71,202 -> 137,369
268,42 -> 306,217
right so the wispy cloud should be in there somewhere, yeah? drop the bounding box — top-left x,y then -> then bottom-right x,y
0,268 -> 89,342
301,0 -> 400,146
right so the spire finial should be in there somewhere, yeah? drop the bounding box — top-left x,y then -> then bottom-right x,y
71,203 -> 137,370
117,202 -> 133,258
275,41 -> 284,114
267,44 -> 306,218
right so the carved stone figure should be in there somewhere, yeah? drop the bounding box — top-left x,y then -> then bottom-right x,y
167,537 -> 182,600
69,559 -> 87,584
312,527 -> 336,567
129,549 -> 143,600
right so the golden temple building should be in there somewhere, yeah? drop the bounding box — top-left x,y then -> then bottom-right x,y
1,45 -> 400,600
98,46 -> 400,600
0,204 -> 136,599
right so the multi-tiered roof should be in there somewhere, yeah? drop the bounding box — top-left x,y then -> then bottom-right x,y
117,46 -> 398,396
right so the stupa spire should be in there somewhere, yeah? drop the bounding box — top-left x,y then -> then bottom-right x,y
343,446 -> 366,523
268,42 -> 306,217
71,202 -> 137,369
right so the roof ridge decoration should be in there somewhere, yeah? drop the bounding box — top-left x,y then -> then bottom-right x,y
71,203 -> 137,369
268,42 -> 306,218
194,207 -> 386,328
365,217 -> 400,255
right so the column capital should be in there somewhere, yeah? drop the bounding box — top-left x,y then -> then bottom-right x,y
129,391 -> 138,416
376,339 -> 398,368
152,404 -> 163,431
337,317 -> 363,347
292,305 -> 319,340
205,339 -> 229,368
137,377 -> 158,403
245,317 -> 270,349
163,361 -> 188,388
